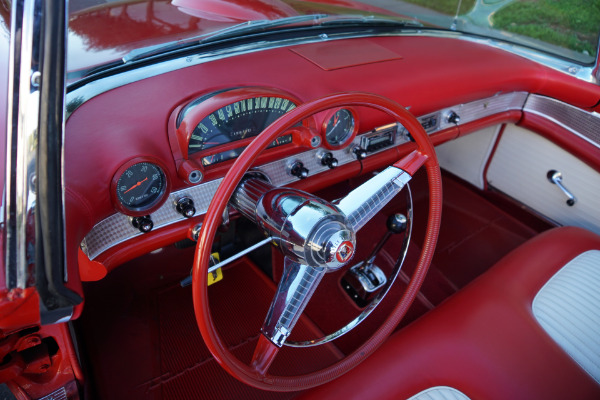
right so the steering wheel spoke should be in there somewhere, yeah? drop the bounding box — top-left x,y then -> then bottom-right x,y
249,257 -> 325,376
262,257 -> 326,347
337,150 -> 427,232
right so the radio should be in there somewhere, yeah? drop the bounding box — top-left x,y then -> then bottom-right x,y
360,124 -> 398,153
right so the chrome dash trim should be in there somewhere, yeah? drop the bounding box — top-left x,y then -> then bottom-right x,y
81,91 -> 529,260
524,94 -> 600,149
83,178 -> 222,259
436,91 -> 528,131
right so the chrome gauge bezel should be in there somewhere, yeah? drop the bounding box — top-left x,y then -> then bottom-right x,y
111,157 -> 171,217
321,107 -> 358,149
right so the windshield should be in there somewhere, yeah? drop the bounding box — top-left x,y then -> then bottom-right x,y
67,0 -> 600,79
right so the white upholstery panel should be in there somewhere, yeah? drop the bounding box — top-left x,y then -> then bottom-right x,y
406,386 -> 471,400
487,124 -> 600,235
436,125 -> 500,190
532,250 -> 600,383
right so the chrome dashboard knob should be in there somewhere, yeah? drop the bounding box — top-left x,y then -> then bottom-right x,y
289,161 -> 309,179
320,152 -> 338,169
352,146 -> 367,160
447,110 -> 460,124
131,215 -> 153,233
175,197 -> 196,218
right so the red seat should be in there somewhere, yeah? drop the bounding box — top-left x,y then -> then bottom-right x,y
301,227 -> 600,400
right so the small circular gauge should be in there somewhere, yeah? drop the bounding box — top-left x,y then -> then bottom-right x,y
325,108 -> 355,146
115,162 -> 167,213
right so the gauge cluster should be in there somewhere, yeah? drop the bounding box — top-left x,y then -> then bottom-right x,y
111,87 -> 366,219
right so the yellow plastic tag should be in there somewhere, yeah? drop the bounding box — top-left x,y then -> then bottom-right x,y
207,268 -> 223,286
207,252 -> 222,286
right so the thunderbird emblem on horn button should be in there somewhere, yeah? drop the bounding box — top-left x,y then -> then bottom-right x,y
336,241 -> 355,263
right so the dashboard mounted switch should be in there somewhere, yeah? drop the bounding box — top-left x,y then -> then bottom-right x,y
352,146 -> 367,161
175,197 -> 196,218
446,110 -> 460,125
288,160 -> 309,179
131,215 -> 153,233
319,152 -> 338,169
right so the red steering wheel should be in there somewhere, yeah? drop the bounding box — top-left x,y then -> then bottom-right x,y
192,92 -> 442,391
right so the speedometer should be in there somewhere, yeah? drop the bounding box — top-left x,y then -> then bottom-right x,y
188,96 -> 296,154
174,88 -> 300,157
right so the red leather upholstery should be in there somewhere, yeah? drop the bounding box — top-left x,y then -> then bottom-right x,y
301,227 -> 600,400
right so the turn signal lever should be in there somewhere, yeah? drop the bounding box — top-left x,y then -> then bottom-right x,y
342,213 -> 407,307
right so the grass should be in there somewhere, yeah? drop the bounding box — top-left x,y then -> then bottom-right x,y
492,0 -> 600,58
400,0 -> 476,15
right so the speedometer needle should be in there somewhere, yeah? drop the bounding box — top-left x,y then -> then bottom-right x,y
124,177 -> 148,194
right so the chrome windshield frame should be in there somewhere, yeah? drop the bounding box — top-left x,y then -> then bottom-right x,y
5,0 -> 42,291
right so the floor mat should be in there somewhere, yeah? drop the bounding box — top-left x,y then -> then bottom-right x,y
431,174 -> 542,288
77,250 -> 342,400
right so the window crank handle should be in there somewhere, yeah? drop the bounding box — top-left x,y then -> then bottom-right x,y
547,170 -> 576,206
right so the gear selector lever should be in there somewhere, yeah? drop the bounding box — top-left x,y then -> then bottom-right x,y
342,214 -> 407,307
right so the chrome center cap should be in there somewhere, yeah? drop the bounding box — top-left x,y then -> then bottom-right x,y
324,229 -> 356,270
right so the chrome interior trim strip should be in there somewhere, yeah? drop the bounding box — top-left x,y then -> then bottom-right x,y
436,91 -> 528,131
5,0 -> 41,290
82,92 -> 527,260
524,94 -> 600,149
82,178 -> 222,259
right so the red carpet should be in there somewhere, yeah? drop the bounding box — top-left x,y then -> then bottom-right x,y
77,251 -> 341,399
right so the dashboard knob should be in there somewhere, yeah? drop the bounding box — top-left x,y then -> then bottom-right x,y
320,152 -> 338,169
175,197 -> 196,218
447,111 -> 460,124
131,215 -> 153,233
352,146 -> 367,161
289,161 -> 309,179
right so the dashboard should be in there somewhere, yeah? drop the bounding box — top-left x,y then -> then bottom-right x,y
81,90 -> 527,261
65,35 -> 600,278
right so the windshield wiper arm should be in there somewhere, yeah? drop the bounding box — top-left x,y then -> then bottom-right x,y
319,15 -> 423,29
199,14 -> 329,43
123,14 -> 329,63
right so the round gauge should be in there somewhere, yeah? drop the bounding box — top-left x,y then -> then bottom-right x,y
325,108 -> 355,146
114,162 -> 167,214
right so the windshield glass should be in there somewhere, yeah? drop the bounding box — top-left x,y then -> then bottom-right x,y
67,0 -> 600,79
